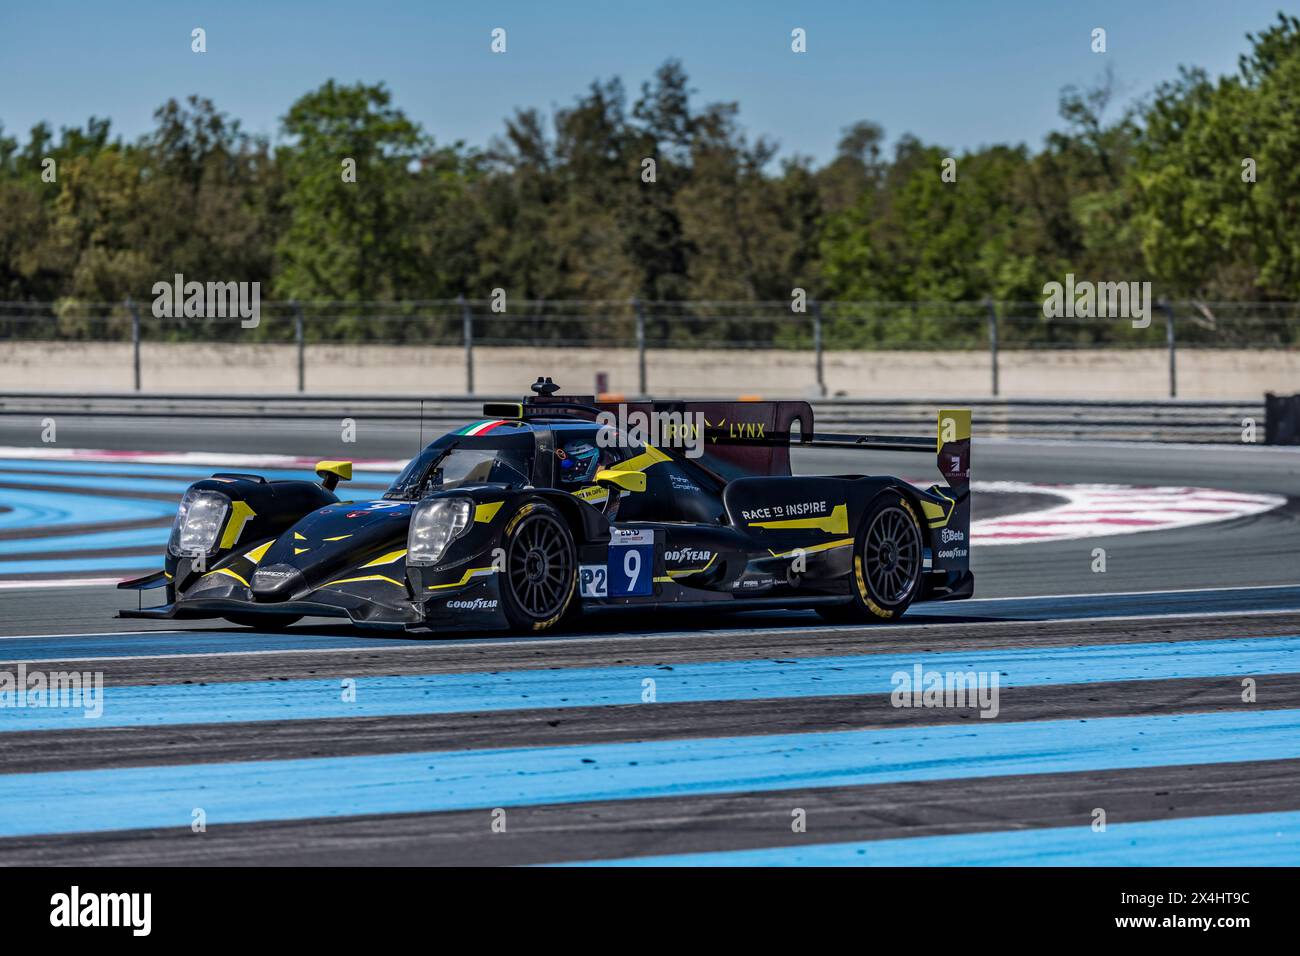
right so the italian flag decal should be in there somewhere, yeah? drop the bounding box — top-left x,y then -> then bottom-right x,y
456,419 -> 511,436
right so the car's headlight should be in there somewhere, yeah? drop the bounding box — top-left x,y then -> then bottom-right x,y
407,497 -> 473,565
168,489 -> 231,556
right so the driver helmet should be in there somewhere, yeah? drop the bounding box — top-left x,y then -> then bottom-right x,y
558,439 -> 601,484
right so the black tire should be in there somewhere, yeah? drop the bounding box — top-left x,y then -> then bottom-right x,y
820,492 -> 924,624
222,614 -> 302,630
499,500 -> 578,633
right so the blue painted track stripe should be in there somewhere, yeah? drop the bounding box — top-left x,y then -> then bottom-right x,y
3,634 -> 1299,731
0,526 -> 167,556
559,809 -> 1300,866
2,474 -> 193,494
0,488 -> 175,531
0,709 -> 1297,837
0,555 -> 158,576
0,630 -> 416,661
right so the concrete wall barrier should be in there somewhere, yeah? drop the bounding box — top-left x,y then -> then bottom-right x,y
1,340 -> 1297,401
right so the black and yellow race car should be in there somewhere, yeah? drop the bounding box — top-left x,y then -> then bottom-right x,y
120,378 -> 972,632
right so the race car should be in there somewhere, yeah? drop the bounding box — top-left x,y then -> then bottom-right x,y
120,378 -> 972,632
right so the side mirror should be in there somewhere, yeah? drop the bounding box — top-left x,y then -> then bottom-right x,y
595,469 -> 646,494
316,460 -> 353,492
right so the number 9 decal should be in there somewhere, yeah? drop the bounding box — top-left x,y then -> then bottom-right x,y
624,549 -> 641,592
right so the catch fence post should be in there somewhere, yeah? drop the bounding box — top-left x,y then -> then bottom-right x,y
812,300 -> 826,397
1163,300 -> 1177,398
633,298 -> 646,396
127,297 -> 141,392
460,295 -> 474,395
986,298 -> 999,398
293,301 -> 305,393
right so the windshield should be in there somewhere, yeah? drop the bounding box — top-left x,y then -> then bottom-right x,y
384,434 -> 535,499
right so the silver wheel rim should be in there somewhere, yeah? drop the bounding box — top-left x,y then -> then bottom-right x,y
863,505 -> 921,604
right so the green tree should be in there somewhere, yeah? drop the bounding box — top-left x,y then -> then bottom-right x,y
275,81 -> 428,306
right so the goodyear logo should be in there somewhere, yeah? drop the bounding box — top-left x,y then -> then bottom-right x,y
447,598 -> 498,611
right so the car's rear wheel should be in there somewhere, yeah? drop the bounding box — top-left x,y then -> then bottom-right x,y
222,613 -> 303,630
816,492 -> 924,624
500,501 -> 577,633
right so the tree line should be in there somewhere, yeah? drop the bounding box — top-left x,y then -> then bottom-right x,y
1,12 -> 1297,337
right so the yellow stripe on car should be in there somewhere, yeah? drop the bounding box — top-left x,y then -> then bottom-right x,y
204,567 -> 250,587
218,501 -> 256,549
667,554 -> 718,578
243,541 -> 274,563
619,444 -> 671,472
322,574 -> 405,589
921,487 -> 956,527
766,538 -> 853,559
426,566 -> 497,590
360,549 -> 407,568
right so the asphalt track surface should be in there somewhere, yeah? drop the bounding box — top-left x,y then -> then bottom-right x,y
0,409 -> 1297,865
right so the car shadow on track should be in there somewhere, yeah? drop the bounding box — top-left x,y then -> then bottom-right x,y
200,605 -> 1020,642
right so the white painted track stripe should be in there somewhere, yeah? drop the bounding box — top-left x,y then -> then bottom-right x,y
971,480 -> 1284,546
9,606 -> 1300,664
0,446 -> 406,470
0,577 -> 126,590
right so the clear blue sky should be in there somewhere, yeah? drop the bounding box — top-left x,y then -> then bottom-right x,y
1,0 -> 1294,163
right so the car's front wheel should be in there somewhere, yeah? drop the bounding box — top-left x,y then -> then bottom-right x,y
499,500 -> 577,633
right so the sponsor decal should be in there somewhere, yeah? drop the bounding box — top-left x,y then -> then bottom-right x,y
717,420 -> 766,440
446,598 -> 498,611
940,528 -> 965,544
252,568 -> 295,587
741,500 -> 828,522
665,547 -> 711,563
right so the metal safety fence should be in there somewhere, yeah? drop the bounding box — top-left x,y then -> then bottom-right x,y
0,299 -> 1297,397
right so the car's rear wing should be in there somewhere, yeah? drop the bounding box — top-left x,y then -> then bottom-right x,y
489,390 -> 970,488
595,401 -> 970,490
800,408 -> 971,491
